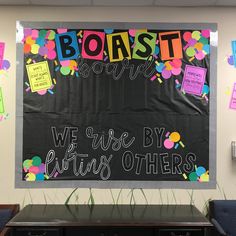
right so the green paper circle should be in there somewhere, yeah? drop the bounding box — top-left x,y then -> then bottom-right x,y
48,30 -> 56,40
192,31 -> 201,40
60,66 -> 71,76
23,159 -> 32,169
189,172 -> 198,181
39,30 -> 47,38
32,156 -> 42,167
186,47 -> 196,57
199,37 -> 208,45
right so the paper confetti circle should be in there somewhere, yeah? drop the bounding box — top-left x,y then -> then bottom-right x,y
32,155 -> 42,166
169,132 -> 181,142
189,172 -> 198,181
60,66 -> 71,75
196,166 -> 206,177
25,173 -> 36,181
186,47 -> 195,57
164,139 -> 174,149
23,159 -> 33,169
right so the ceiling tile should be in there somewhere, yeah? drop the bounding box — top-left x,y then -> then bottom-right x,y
155,0 -> 217,6
30,0 -> 92,6
0,0 -> 30,4
93,0 -> 154,6
216,0 -> 236,5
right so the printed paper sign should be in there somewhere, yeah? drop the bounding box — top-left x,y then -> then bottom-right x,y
26,61 -> 52,92
229,83 -> 236,109
181,65 -> 207,96
0,42 -> 5,69
0,87 -> 5,114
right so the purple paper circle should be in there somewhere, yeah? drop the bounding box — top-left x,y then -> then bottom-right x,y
189,38 -> 197,46
2,60 -> 10,70
162,69 -> 172,79
228,55 -> 234,65
24,28 -> 32,38
38,46 -> 48,56
38,163 -> 45,173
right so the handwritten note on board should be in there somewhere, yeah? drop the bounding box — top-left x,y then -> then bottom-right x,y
0,87 -> 5,114
26,61 -> 52,92
181,65 -> 207,96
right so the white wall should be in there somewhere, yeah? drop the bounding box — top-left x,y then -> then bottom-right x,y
0,6 -> 235,212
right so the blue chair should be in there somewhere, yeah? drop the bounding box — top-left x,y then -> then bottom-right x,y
209,200 -> 236,236
0,205 -> 19,236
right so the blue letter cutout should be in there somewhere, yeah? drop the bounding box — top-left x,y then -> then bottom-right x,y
55,31 -> 79,61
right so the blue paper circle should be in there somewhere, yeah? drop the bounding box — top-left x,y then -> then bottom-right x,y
196,166 -> 206,177
202,84 -> 210,94
155,62 -> 165,73
104,29 -> 114,34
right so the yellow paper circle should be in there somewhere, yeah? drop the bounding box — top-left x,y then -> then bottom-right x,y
25,173 -> 36,181
31,44 -> 40,54
169,132 -> 181,142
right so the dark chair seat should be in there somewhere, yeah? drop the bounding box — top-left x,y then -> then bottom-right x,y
0,205 -> 19,236
0,209 -> 12,232
209,200 -> 236,236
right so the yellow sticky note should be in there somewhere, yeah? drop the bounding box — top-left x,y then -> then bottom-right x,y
106,32 -> 131,62
26,61 -> 52,92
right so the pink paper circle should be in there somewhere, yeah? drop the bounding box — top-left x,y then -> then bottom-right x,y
47,50 -> 57,60
201,29 -> 210,38
37,90 -> 47,95
172,59 -> 182,68
162,69 -> 172,79
183,32 -> 192,42
164,139 -> 174,149
29,166 -> 39,174
57,28 -> 67,34
172,67 -> 181,75
129,29 -> 136,37
195,51 -> 205,60
31,29 -> 39,39
60,60 -> 70,66
46,40 -> 55,50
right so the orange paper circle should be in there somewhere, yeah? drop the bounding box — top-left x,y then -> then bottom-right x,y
169,132 -> 181,142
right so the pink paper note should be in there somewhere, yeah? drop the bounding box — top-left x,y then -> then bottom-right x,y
181,65 -> 207,96
229,83 -> 236,109
0,42 -> 5,69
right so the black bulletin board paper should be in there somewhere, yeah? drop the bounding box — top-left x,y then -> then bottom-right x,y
16,22 -> 217,188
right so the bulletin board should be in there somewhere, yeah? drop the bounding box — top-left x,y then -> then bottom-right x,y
15,22 -> 217,188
